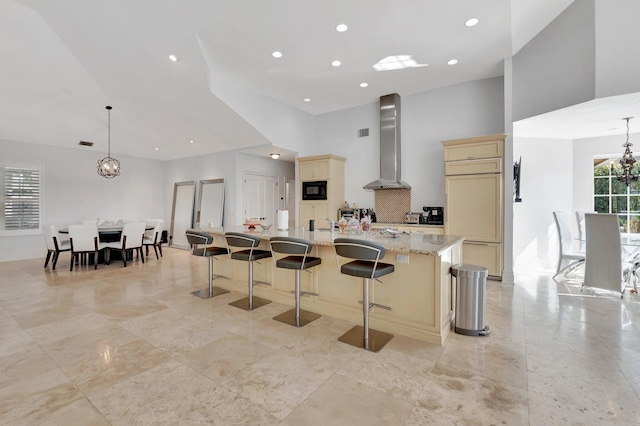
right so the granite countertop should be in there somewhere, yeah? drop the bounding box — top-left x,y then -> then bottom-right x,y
194,226 -> 464,256
371,222 -> 444,229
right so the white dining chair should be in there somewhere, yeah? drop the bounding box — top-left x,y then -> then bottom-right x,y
104,222 -> 146,267
68,224 -> 107,271
575,211 -> 587,254
143,219 -> 164,259
43,223 -> 71,270
584,213 -> 629,297
552,211 -> 585,277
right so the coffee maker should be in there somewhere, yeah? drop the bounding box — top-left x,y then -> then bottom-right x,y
420,207 -> 444,225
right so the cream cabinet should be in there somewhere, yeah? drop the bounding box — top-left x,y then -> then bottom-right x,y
442,134 -> 506,279
298,155 -> 345,226
300,159 -> 330,180
299,202 -> 330,224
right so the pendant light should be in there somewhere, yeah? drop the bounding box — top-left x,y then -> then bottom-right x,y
612,117 -> 638,186
97,105 -> 121,178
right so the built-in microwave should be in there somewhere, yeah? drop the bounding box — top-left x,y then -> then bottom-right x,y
302,180 -> 327,200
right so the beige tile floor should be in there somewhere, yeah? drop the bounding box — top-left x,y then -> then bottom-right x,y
1,248 -> 639,425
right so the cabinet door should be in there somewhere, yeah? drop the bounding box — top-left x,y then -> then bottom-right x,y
443,138 -> 504,162
299,162 -> 315,180
299,203 -> 315,225
314,160 -> 330,179
462,242 -> 502,277
299,160 -> 330,180
300,202 -> 329,223
313,202 -> 329,222
445,173 -> 502,242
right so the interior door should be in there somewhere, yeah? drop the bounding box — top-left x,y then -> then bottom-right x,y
243,172 -> 277,226
170,181 -> 195,249
197,178 -> 224,227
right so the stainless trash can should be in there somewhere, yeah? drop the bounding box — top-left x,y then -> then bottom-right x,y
451,264 -> 490,336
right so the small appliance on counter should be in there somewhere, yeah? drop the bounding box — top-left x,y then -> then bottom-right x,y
404,212 -> 421,224
420,206 -> 444,225
339,207 -> 376,222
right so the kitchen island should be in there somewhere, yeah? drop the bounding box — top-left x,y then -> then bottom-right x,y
193,226 -> 463,345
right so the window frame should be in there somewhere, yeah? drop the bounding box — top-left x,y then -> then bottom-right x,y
593,157 -> 640,233
0,162 -> 44,237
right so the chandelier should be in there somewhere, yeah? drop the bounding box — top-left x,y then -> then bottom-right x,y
97,105 -> 121,178
612,117 -> 638,186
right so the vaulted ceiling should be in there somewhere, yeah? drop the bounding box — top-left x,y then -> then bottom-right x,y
1,0 -> 573,161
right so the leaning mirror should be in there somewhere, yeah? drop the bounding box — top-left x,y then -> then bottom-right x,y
170,181 -> 195,249
197,178 -> 225,228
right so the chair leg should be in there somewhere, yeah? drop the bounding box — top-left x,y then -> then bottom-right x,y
121,249 -> 127,267
190,256 -> 230,299
94,251 -> 98,270
158,243 -> 163,257
363,278 -> 370,349
153,245 -> 159,259
140,248 -> 145,264
52,251 -> 59,270
228,260 -> 270,311
337,277 -> 393,352
70,253 -> 74,271
272,269 -> 321,327
44,251 -> 52,268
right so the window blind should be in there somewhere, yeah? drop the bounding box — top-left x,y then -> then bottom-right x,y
3,167 -> 40,230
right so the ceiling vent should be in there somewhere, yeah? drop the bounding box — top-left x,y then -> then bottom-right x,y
358,128 -> 369,138
78,141 -> 94,147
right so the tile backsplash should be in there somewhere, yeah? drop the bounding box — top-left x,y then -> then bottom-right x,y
374,189 -> 411,223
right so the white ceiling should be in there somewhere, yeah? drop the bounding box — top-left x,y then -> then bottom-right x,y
1,0 -> 578,161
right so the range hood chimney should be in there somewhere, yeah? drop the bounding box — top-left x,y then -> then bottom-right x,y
363,93 -> 411,190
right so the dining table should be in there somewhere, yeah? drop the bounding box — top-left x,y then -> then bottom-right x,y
59,224 -> 155,242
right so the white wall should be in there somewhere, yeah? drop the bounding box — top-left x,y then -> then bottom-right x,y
163,150 -> 294,230
512,137 -> 574,272
314,77 -> 505,212
0,138 -> 164,261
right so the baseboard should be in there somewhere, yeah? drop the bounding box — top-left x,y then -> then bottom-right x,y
0,249 -> 43,263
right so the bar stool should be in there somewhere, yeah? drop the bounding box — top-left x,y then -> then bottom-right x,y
333,238 -> 394,352
225,232 -> 272,311
186,230 -> 230,299
269,237 -> 321,327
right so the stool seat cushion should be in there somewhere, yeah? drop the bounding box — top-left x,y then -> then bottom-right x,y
193,246 -> 228,257
276,255 -> 321,270
231,249 -> 272,262
341,260 -> 394,279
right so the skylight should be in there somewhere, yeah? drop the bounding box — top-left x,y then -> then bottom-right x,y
372,55 -> 427,72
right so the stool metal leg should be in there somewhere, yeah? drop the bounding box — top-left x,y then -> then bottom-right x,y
229,260 -> 271,311
191,256 -> 230,299
338,277 -> 394,352
273,269 -> 321,327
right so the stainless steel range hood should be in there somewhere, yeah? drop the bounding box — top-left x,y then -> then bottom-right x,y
363,93 -> 411,190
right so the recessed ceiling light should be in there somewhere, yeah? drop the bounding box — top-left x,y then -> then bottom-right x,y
448,59 -> 458,65
332,60 -> 341,67
372,55 -> 427,71
270,153 -> 280,160
360,82 -> 368,88
189,140 -> 194,144
303,98 -> 311,102
168,54 -> 178,62
336,24 -> 348,32
272,51 -> 283,58
155,147 -> 159,151
465,18 -> 479,27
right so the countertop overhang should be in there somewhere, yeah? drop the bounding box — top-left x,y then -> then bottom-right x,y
194,226 -> 464,256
